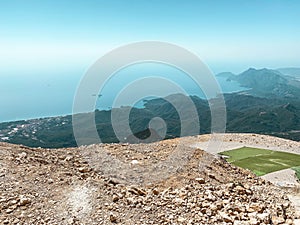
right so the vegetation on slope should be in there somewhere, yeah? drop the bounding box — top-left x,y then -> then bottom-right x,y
0,92 -> 299,148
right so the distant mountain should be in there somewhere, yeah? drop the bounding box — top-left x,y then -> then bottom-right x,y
224,94 -> 300,138
277,67 -> 300,80
276,68 -> 300,89
229,68 -> 300,99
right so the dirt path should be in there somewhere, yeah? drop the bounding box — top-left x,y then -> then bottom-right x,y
262,168 -> 299,188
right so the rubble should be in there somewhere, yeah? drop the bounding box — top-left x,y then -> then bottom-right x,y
0,137 -> 298,224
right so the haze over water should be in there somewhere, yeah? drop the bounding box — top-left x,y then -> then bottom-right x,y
1,1 -> 299,122
0,63 -> 247,122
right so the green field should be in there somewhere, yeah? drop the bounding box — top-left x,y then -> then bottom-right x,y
219,147 -> 300,176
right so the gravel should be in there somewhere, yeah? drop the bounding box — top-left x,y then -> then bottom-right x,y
0,134 -> 299,224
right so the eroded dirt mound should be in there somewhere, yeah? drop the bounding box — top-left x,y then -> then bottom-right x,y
0,139 -> 297,225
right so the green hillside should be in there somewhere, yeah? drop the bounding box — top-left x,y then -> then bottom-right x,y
0,92 -> 299,148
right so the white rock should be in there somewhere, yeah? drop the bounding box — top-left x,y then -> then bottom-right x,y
131,160 -> 139,165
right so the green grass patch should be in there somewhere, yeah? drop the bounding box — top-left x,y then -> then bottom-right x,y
219,147 -> 300,176
292,166 -> 300,181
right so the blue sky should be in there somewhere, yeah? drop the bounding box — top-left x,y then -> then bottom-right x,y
0,0 -> 299,74
0,0 -> 299,122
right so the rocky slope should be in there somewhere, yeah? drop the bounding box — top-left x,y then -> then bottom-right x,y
0,137 -> 298,225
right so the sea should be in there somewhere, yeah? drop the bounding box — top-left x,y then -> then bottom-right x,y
0,63 -> 247,123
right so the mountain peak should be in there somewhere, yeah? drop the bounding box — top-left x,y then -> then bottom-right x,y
239,67 -> 286,81
231,67 -> 299,98
243,68 -> 281,75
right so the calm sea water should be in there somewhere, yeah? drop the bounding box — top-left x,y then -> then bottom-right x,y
0,63 -> 247,122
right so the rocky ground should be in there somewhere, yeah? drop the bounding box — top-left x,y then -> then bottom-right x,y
0,135 -> 299,224
262,169 -> 299,189
191,133 -> 300,155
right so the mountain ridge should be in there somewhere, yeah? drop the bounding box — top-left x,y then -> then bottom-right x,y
227,68 -> 300,98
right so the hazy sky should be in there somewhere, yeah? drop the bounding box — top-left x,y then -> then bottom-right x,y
0,0 -> 299,75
